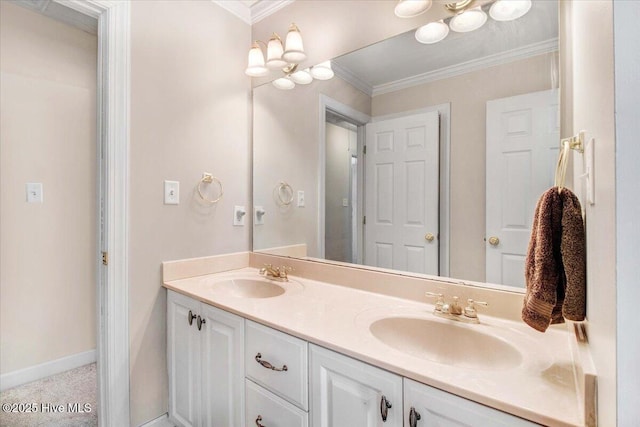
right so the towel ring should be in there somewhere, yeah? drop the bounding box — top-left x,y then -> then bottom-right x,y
197,173 -> 224,204
277,181 -> 294,206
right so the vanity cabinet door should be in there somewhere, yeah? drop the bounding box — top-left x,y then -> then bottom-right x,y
167,290 -> 202,427
310,344 -> 403,427
200,303 -> 245,427
403,378 -> 540,427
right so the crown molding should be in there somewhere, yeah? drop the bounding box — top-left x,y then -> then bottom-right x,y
373,38 -> 559,96
332,61 -> 374,97
212,0 -> 294,25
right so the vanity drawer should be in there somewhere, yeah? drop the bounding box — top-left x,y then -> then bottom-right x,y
246,379 -> 308,427
245,320 -> 308,410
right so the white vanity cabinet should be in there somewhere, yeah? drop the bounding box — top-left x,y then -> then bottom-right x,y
245,320 -> 309,427
403,378 -> 540,427
167,290 -> 244,427
310,344 -> 403,427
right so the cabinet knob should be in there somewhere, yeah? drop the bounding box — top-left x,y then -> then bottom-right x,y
380,395 -> 392,422
409,407 -> 421,427
255,415 -> 265,427
188,310 -> 196,326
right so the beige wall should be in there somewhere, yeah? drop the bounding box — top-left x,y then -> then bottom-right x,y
373,53 -> 557,281
569,1 -> 617,425
253,76 -> 370,256
0,3 -> 97,373
128,1 -> 251,424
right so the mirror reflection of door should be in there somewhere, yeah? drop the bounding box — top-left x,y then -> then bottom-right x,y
485,89 -> 560,287
324,113 -> 359,263
364,111 -> 440,275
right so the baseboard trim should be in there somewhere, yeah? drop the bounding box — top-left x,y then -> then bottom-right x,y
0,349 -> 96,392
139,413 -> 174,427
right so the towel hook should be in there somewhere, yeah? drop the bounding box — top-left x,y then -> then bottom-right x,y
197,173 -> 224,204
555,131 -> 585,193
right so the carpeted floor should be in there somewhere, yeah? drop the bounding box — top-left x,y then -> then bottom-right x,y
0,363 -> 97,427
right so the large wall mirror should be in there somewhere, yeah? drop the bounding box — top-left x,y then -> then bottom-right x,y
253,0 -> 559,292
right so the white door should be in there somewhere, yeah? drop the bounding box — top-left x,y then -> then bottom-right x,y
200,304 -> 245,427
364,111 -> 440,275
310,344 -> 403,427
486,89 -> 559,287
167,291 -> 201,427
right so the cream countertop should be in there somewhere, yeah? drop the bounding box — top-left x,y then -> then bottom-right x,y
164,266 -> 587,427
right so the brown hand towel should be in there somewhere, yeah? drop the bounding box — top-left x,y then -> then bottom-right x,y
522,187 -> 586,332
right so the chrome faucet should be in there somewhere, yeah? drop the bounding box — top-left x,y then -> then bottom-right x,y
259,264 -> 292,281
425,292 -> 487,324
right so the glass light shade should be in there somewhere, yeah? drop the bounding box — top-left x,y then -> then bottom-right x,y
415,20 -> 449,44
245,44 -> 268,77
489,0 -> 532,21
449,6 -> 488,33
310,61 -> 334,80
272,77 -> 295,90
283,24 -> 306,63
394,0 -> 433,18
290,69 -> 313,85
266,35 -> 287,70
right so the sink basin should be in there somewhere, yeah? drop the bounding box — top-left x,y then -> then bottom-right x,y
208,278 -> 286,298
369,317 -> 522,370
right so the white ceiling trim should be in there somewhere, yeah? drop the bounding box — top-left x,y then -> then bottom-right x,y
372,38 -> 559,97
333,62 -> 374,97
212,0 -> 294,25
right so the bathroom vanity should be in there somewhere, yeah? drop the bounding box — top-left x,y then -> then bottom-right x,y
163,253 -> 595,427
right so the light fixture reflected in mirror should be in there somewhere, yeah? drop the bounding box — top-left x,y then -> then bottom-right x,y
310,60 -> 334,80
415,20 -> 449,44
272,76 -> 295,90
449,6 -> 487,32
489,0 -> 532,21
290,69 -> 313,85
394,0 -> 433,18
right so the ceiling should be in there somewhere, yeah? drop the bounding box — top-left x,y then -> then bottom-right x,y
333,0 -> 558,96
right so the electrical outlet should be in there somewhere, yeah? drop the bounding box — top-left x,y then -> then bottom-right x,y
164,181 -> 179,205
297,190 -> 305,207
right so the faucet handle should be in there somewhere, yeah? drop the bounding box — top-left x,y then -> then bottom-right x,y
464,299 -> 488,319
425,292 -> 444,312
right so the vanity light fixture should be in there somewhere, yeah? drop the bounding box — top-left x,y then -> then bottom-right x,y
394,0 -> 433,18
409,0 -> 533,45
415,19 -> 449,44
245,23 -> 306,77
309,60 -> 334,80
290,68 -> 313,85
448,5 -> 487,32
272,76 -> 295,90
489,0 -> 532,22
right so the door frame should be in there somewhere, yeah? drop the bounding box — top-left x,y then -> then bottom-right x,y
318,95 -> 370,261
53,1 -> 131,425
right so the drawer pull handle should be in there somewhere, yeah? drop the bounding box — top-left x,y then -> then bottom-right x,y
255,353 -> 288,372
409,407 -> 421,427
380,395 -> 392,422
188,310 -> 196,326
197,315 -> 206,331
255,415 -> 265,427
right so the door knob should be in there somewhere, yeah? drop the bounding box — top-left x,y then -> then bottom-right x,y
488,236 -> 500,246
424,233 -> 435,242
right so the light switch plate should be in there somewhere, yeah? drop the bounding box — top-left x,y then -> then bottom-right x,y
234,205 -> 246,226
297,190 -> 305,207
342,198 -> 349,207
26,183 -> 43,203
164,180 -> 179,205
